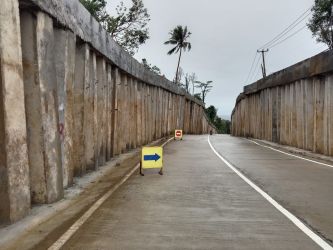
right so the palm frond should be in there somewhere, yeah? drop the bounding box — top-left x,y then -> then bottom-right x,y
167,46 -> 178,55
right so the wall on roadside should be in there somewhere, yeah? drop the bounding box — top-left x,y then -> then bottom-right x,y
232,50 -> 333,157
0,0 -> 215,224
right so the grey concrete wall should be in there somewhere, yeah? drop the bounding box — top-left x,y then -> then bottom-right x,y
0,0 -> 214,224
231,50 -> 333,156
0,0 -> 30,224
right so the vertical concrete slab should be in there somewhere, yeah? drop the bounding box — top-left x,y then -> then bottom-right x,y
127,77 -> 133,149
111,67 -> 119,156
285,85 -> 291,145
114,68 -> 122,155
36,12 -> 63,203
291,84 -> 298,146
82,46 -> 94,170
20,11 -> 46,204
295,81 -> 303,148
96,57 -> 106,166
133,79 -> 138,148
328,75 -> 333,156
142,84 -> 147,144
151,87 -> 155,140
92,52 -> 99,169
122,74 -> 128,152
128,77 -> 133,148
314,78 -> 324,154
106,65 -> 112,161
281,88 -> 285,143
0,0 -> 30,223
73,43 -> 87,175
117,72 -> 122,153
54,29 -> 76,188
136,81 -> 142,146
305,79 -> 314,151
323,77 -> 330,155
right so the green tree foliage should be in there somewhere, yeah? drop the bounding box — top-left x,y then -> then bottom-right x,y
205,105 -> 231,134
141,58 -> 161,75
164,26 -> 192,85
205,105 -> 217,123
80,0 -> 108,22
307,0 -> 333,49
80,0 -> 150,55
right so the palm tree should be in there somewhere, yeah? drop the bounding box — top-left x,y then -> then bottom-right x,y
164,26 -> 192,85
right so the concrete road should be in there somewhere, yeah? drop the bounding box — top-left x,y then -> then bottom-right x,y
210,135 -> 333,245
59,135 -> 332,250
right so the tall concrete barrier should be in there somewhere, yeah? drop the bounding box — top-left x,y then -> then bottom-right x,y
232,50 -> 333,156
0,0 -> 215,224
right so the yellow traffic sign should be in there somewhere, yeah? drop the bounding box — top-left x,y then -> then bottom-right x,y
174,129 -> 183,140
141,147 -> 163,169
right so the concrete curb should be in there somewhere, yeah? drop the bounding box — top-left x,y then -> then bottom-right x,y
249,138 -> 333,165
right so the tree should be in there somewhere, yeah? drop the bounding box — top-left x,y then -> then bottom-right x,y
106,1 -> 150,55
183,73 -> 197,94
141,58 -> 161,75
80,0 -> 150,55
307,0 -> 333,49
80,0 -> 108,22
205,105 -> 231,134
175,67 -> 184,86
164,26 -> 192,85
205,105 -> 217,122
195,80 -> 213,104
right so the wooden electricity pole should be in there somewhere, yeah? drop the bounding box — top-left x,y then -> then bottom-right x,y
257,49 -> 269,78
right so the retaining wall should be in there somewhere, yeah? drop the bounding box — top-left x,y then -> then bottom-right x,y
0,0 -> 214,224
232,50 -> 333,157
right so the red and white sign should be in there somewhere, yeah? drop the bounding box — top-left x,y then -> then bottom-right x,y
175,129 -> 183,140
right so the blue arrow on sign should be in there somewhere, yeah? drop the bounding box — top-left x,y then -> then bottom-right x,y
144,153 -> 161,162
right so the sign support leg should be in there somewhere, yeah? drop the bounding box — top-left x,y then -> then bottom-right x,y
140,161 -> 144,176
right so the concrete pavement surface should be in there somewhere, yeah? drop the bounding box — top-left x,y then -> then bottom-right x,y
61,135 -> 325,250
210,135 -> 333,245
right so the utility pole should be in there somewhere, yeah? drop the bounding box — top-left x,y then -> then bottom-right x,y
257,49 -> 269,78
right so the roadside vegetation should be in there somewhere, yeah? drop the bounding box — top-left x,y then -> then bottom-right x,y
308,0 -> 333,49
205,105 -> 231,134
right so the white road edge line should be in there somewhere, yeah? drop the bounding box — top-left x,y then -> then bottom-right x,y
247,138 -> 333,169
208,136 -> 333,250
48,137 -> 174,250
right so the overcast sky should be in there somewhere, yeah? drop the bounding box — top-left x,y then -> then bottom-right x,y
107,0 -> 326,119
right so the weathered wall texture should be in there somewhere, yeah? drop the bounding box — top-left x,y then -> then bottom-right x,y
232,50 -> 333,157
0,0 -> 214,224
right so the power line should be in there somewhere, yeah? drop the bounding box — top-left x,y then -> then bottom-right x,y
268,25 -> 307,49
245,6 -> 313,85
244,52 -> 258,84
249,55 -> 261,83
259,7 -> 311,50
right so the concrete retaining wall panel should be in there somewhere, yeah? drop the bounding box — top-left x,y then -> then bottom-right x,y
0,0 -> 30,223
0,0 -> 214,224
232,50 -> 333,157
